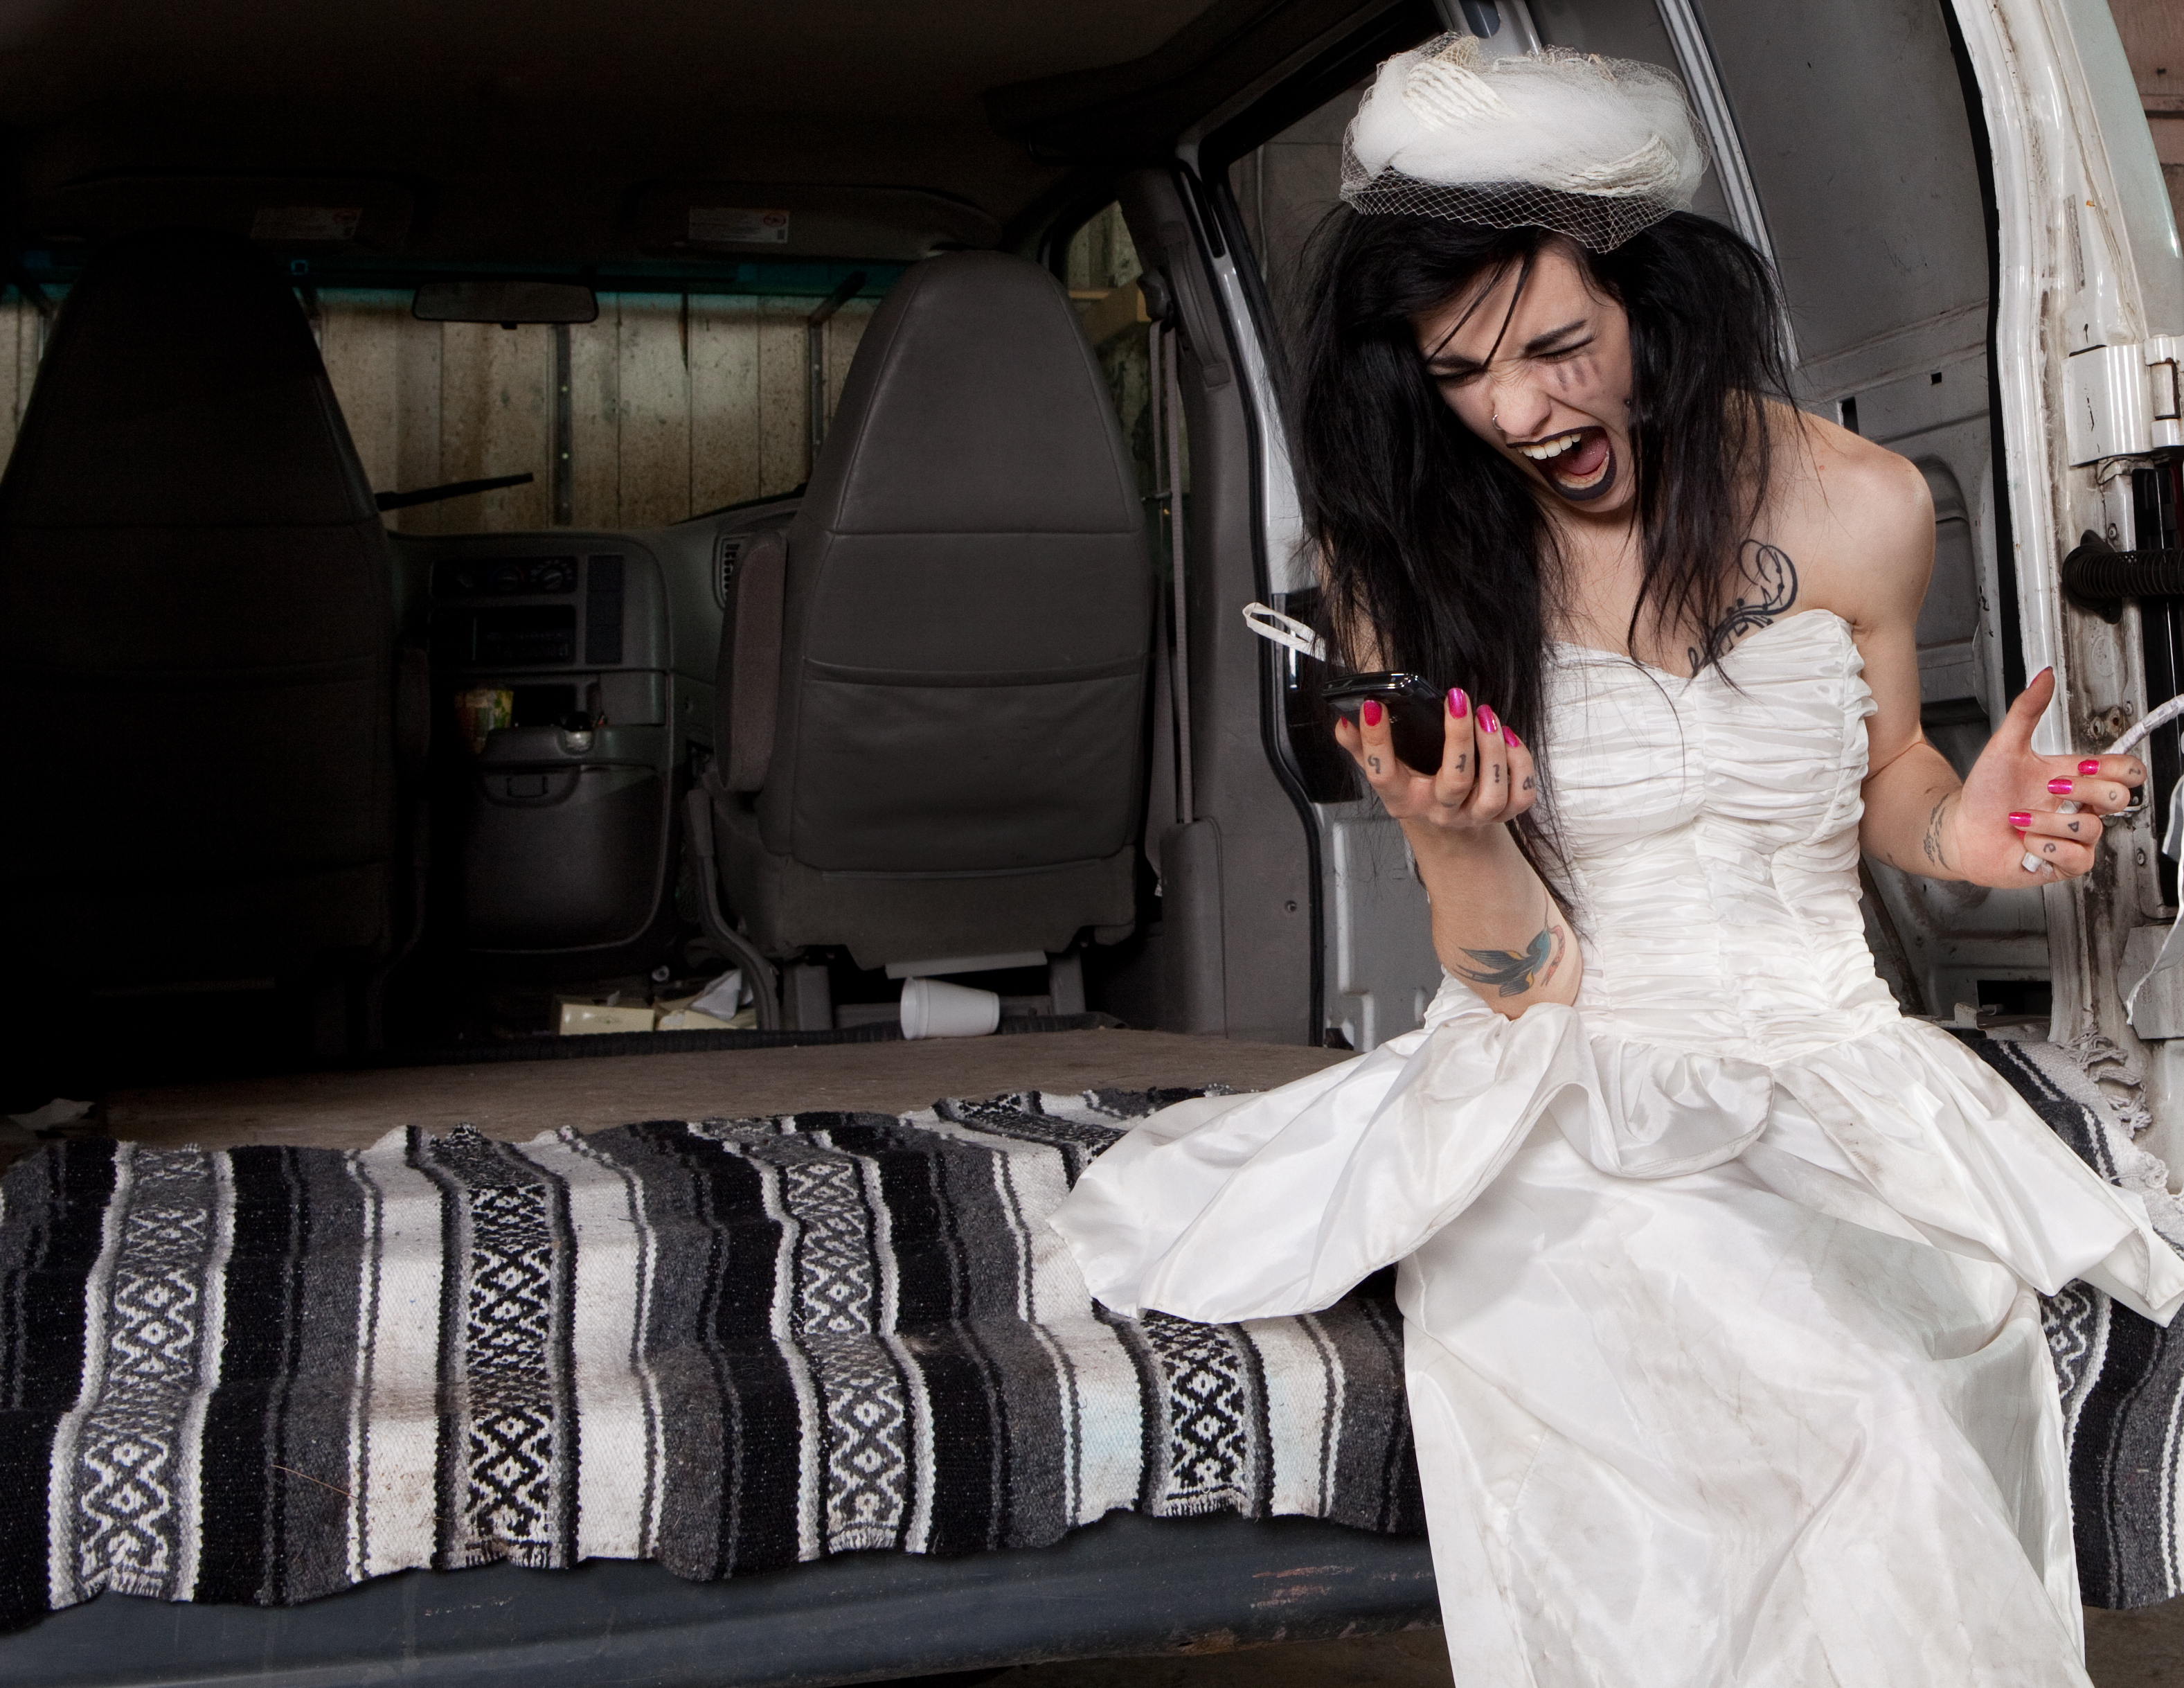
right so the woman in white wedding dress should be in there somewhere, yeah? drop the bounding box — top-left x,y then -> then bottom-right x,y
1053,37 -> 2184,1687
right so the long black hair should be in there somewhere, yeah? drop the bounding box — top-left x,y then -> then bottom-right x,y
1289,210 -> 1791,885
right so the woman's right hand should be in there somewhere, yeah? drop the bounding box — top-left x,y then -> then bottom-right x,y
1332,688 -> 1539,843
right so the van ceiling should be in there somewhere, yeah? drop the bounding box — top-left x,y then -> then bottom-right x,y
0,0 -> 1360,271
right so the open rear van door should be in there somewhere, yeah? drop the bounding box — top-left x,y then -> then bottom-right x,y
1949,0 -> 2184,1144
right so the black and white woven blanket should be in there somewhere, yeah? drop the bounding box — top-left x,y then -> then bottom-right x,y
0,1090 -> 1422,1632
1976,1033 -> 2184,1610
3,1047 -> 2181,1632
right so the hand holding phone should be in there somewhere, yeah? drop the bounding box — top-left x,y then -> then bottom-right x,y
1330,676 -> 1539,843
1323,673 -> 1450,774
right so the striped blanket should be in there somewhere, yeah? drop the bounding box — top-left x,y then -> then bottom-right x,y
1978,1034 -> 2184,1610
0,1090 -> 1422,1632
4,1042 -> 2183,1634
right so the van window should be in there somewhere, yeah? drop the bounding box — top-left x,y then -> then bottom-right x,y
324,286 -> 879,533
1225,79 -> 1366,341
1061,204 -> 1155,499
0,291 -> 48,463
0,278 -> 884,532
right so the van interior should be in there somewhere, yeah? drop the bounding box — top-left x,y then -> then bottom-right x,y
0,0 -> 2174,1102
2,0 -> 2181,1681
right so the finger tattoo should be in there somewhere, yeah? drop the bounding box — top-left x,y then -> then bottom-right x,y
1368,756 -> 1382,774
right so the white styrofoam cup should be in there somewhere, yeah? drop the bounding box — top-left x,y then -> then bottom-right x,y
899,977 -> 1001,1040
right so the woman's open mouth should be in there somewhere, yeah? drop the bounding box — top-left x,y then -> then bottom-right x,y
1517,426 -> 1616,502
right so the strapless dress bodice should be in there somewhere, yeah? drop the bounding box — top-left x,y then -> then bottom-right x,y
1546,610 -> 1898,1061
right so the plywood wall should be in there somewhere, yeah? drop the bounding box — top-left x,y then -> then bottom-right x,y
332,290 -> 876,534
0,301 -> 47,457
0,288 -> 874,535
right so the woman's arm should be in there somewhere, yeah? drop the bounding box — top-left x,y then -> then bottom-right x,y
1865,670 -> 2145,887
1336,692 -> 1580,1017
1843,447 -> 2145,885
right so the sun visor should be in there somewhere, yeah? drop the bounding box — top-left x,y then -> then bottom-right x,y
625,184 -> 999,261
31,176 -> 414,252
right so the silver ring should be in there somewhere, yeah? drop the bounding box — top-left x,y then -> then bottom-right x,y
2021,851 -> 2048,875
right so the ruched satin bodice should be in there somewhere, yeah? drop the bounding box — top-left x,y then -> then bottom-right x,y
1549,610 -> 1899,1059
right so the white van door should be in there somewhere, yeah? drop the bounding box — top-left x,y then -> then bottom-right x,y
1950,0 -> 2184,1144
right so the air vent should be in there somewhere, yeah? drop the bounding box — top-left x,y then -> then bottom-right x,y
715,534 -> 748,607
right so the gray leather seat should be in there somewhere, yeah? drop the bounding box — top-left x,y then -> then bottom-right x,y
0,229 -> 405,1000
708,251 -> 1152,974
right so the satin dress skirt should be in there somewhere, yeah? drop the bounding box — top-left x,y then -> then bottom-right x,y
1399,1118 -> 2082,1686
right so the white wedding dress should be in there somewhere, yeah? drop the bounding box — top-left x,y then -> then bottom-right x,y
1054,611 -> 2184,1687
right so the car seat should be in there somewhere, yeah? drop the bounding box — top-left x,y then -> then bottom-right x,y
700,250 -> 1152,1017
0,229 -> 411,1045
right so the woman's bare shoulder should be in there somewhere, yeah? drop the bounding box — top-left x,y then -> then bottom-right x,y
1762,404 -> 1933,624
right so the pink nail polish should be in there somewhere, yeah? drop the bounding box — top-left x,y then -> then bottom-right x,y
2047,777 -> 2073,795
1478,704 -> 1501,736
1361,699 -> 1382,727
1448,688 -> 1468,718
2007,812 -> 2032,829
2078,759 -> 2101,776
1504,725 -> 1520,747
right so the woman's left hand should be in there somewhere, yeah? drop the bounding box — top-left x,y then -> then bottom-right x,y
1951,668 -> 2145,887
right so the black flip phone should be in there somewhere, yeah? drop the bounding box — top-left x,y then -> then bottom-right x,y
1322,671 -> 1448,774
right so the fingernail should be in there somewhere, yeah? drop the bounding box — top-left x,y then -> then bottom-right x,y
1478,704 -> 1501,736
2007,812 -> 2032,829
1361,699 -> 1382,727
2047,777 -> 2073,795
1448,688 -> 1468,718
2079,759 -> 2101,776
1504,725 -> 1520,747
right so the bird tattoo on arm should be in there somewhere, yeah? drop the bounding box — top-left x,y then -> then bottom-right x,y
1456,922 -> 1565,998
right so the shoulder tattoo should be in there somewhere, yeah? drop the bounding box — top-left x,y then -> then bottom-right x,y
1706,540 -> 1799,660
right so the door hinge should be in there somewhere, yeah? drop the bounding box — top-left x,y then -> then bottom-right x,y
2064,335 -> 2183,466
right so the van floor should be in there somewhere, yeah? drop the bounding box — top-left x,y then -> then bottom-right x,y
100,1028 -> 1350,1150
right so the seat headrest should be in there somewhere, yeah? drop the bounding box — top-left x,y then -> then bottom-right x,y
804,251 -> 1139,538
0,229 -> 377,528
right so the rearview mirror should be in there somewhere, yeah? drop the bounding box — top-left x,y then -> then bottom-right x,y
412,281 -> 599,325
